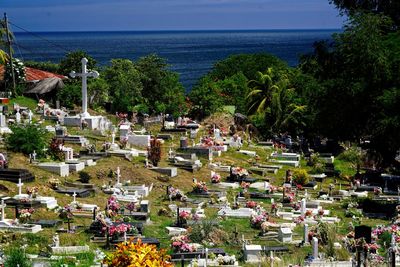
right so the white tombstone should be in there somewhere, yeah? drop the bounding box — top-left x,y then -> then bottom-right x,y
28,110 -> 33,123
69,58 -> 99,118
116,167 -> 121,187
53,234 -> 60,247
17,178 -> 24,196
72,191 -> 77,203
0,199 -> 6,222
0,114 -> 6,127
15,110 -> 21,124
304,224 -> 309,243
278,227 -> 292,243
300,198 -> 306,217
312,237 -> 318,259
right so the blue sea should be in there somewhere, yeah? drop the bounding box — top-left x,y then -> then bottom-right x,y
13,30 -> 337,90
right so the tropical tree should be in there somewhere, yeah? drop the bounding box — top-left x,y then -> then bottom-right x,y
247,67 -> 287,115
0,19 -> 11,64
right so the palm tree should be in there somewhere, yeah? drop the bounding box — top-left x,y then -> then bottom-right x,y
0,19 -> 13,64
246,67 -> 277,115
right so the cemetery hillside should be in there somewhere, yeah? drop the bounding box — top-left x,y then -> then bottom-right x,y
0,1 -> 399,267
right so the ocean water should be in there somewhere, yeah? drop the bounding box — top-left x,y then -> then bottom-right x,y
13,30 -> 337,90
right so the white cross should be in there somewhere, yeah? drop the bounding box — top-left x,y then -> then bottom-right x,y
0,199 -> 6,221
32,150 -> 37,161
124,231 -> 127,243
17,178 -> 24,196
72,191 -> 77,203
116,167 -> 121,184
69,58 -> 99,118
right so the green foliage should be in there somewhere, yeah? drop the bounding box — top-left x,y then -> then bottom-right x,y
103,59 -> 143,113
300,13 -> 400,163
5,124 -> 49,157
57,83 -> 82,109
4,58 -> 25,94
330,0 -> 400,27
87,77 -> 109,108
59,50 -> 97,76
188,76 -> 225,119
25,60 -> 60,73
4,246 -> 32,267
79,171 -> 92,184
337,146 -> 364,167
48,138 -> 65,161
209,53 -> 287,81
292,169 -> 309,186
308,153 -> 325,174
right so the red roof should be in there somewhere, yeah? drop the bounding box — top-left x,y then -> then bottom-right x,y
0,65 -> 67,82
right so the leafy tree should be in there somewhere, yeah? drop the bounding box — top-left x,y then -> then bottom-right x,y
188,76 -> 225,119
300,13 -> 400,163
158,72 -> 187,116
59,50 -> 97,76
57,83 -> 82,109
209,53 -> 287,81
87,77 -> 109,108
103,59 -> 143,113
5,124 -> 49,157
329,0 -> 400,27
25,60 -> 60,74
247,67 -> 282,114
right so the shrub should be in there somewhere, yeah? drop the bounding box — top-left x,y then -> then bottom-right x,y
4,246 -> 32,267
79,171 -> 91,184
308,153 -> 325,174
148,139 -> 162,167
337,146 -> 364,166
292,169 -> 309,186
103,239 -> 172,267
48,138 -> 65,161
5,124 -> 49,157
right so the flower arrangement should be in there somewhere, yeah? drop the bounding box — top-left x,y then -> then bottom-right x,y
26,186 -> 39,198
19,208 -> 34,224
107,196 -> 120,212
294,216 -> 305,224
211,172 -> 221,183
261,221 -> 271,233
317,209 -> 324,216
168,186 -> 187,201
71,201 -> 83,210
246,201 -> 257,209
292,202 -> 300,211
179,210 -> 192,221
48,177 -> 61,189
171,235 -> 197,253
374,187 -> 382,196
108,223 -> 138,239
305,210 -> 313,217
103,239 -> 172,267
232,167 -> 248,177
283,193 -> 294,203
56,205 -> 74,221
250,211 -> 269,229
216,254 -> 236,265
192,181 -> 208,193
126,202 -> 136,213
240,182 -> 250,189
364,243 -> 380,253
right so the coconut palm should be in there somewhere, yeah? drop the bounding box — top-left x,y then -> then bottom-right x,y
246,67 -> 277,114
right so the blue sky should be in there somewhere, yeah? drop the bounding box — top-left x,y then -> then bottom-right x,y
1,0 -> 345,31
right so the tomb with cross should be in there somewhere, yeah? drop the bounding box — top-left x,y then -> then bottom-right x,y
63,58 -> 111,131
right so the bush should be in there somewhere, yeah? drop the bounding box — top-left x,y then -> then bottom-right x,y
292,169 -> 310,186
103,239 -> 172,267
79,171 -> 91,184
4,246 -> 32,267
5,124 -> 49,157
337,146 -> 364,166
308,153 -> 325,174
148,139 -> 161,166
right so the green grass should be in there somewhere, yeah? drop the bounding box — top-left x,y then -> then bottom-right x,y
8,96 -> 38,110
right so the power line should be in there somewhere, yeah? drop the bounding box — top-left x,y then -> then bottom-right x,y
8,21 -> 71,53
13,42 -> 53,61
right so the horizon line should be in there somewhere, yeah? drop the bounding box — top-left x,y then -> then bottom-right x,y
13,28 -> 342,34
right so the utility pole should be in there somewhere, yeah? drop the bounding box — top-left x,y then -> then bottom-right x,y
3,13 -> 16,96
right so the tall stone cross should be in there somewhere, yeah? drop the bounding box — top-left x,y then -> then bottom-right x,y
69,58 -> 99,118
72,191 -> 77,203
17,178 -> 24,196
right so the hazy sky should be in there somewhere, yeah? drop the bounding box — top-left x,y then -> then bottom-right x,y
1,0 -> 345,32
